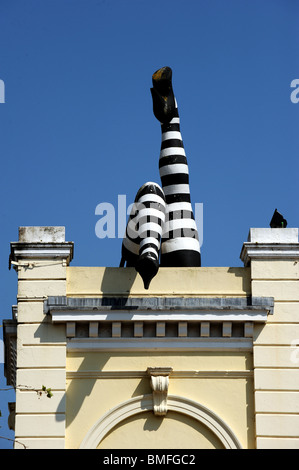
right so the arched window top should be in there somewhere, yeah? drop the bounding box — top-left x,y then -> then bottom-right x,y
80,394 -> 242,449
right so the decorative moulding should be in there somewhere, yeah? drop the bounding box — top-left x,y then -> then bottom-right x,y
240,228 -> 299,266
147,367 -> 173,416
79,394 -> 242,449
46,296 -> 274,322
9,226 -> 74,266
240,243 -> 299,267
45,296 -> 274,352
10,242 -> 74,264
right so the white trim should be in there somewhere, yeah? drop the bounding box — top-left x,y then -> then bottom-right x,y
51,309 -> 268,323
11,247 -> 73,258
240,243 -> 299,266
9,242 -> 74,267
67,337 -> 252,352
79,394 -> 242,449
66,369 -> 253,380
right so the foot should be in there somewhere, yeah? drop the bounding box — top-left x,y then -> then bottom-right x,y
136,252 -> 159,289
151,66 -> 176,123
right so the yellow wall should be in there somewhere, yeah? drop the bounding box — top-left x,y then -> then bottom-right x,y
9,226 -> 299,449
14,259 -> 68,449
66,266 -> 251,298
65,351 -> 254,449
252,260 -> 299,449
13,261 -> 254,448
98,411 -> 225,449
64,266 -> 254,449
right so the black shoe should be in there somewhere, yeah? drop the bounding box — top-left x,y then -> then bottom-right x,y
136,252 -> 159,290
151,66 -> 176,123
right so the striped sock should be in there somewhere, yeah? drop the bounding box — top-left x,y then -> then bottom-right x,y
159,100 -> 201,267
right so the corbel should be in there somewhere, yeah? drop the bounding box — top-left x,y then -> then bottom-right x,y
147,367 -> 173,416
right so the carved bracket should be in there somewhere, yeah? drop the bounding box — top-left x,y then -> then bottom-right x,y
147,367 -> 173,416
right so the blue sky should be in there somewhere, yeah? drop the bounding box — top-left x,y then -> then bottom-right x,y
0,0 -> 298,448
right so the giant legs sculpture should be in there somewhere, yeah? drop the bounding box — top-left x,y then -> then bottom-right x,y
120,67 -> 201,289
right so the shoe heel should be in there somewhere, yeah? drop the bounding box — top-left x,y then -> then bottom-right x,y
136,253 -> 159,290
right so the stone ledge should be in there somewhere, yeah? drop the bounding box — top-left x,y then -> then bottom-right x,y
240,243 -> 299,267
45,295 -> 274,313
9,226 -> 74,267
240,228 -> 299,266
10,242 -> 74,264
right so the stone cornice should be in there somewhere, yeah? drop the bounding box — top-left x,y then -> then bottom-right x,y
9,226 -> 74,267
9,241 -> 74,265
46,295 -> 274,317
46,296 -> 273,324
45,296 -> 273,352
240,243 -> 299,267
240,227 -> 299,266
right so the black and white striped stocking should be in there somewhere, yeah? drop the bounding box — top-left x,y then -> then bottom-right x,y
120,66 -> 201,288
120,182 -> 166,288
152,67 -> 201,267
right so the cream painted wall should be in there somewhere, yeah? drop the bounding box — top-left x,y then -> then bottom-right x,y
9,226 -> 299,449
98,411 -> 225,449
65,351 -> 254,449
64,266 -> 254,448
66,266 -> 251,298
251,259 -> 299,449
14,260 -> 68,450
13,257 -> 253,448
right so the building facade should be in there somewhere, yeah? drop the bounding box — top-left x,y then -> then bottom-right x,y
3,225 -> 299,449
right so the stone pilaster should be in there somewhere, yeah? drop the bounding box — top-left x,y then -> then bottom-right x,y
10,227 -> 73,449
241,228 -> 299,449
